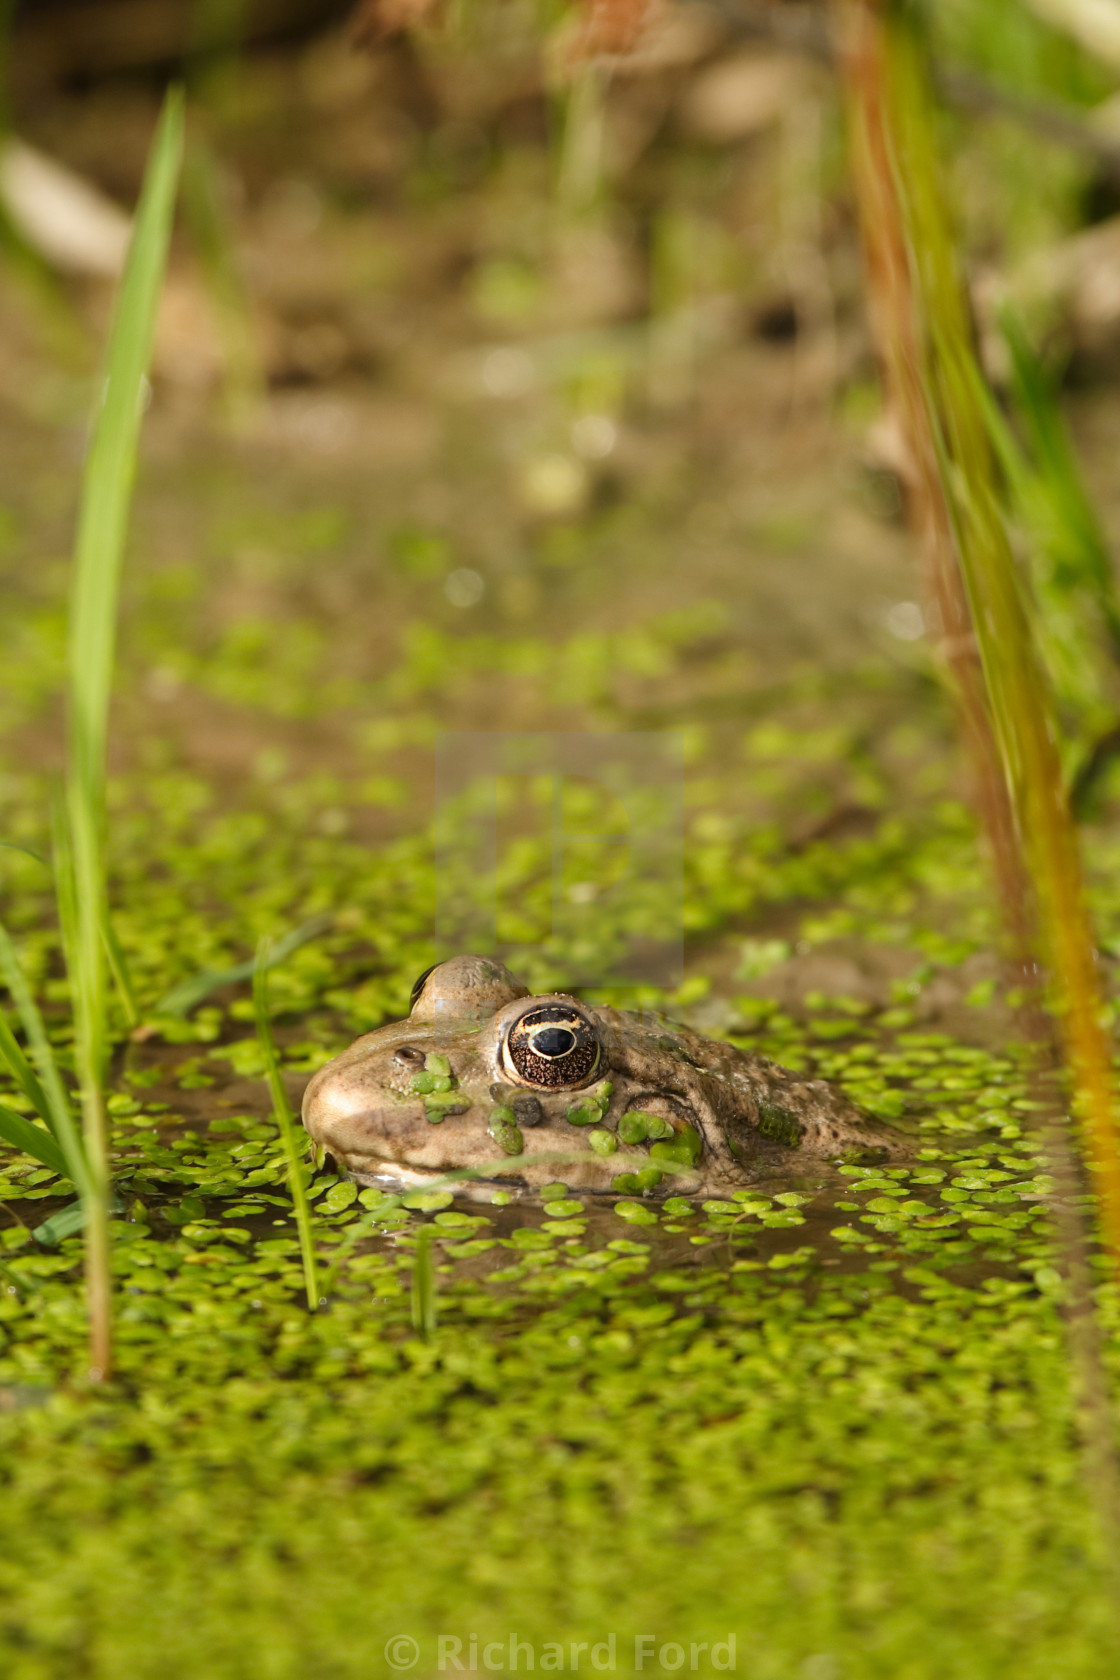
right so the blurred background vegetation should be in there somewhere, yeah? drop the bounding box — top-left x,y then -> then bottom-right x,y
4,0 -> 1120,1025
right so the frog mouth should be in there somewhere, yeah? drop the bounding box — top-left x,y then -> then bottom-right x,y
328,1131 -> 702,1200
342,1157 -> 531,1202
320,1113 -> 669,1196
332,1143 -> 614,1192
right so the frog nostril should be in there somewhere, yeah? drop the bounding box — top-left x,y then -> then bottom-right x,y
394,1045 -> 425,1064
532,1027 -> 576,1058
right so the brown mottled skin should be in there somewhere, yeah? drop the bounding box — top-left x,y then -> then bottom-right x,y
302,955 -> 892,1196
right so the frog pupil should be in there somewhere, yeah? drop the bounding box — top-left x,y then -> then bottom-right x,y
532,1027 -> 576,1058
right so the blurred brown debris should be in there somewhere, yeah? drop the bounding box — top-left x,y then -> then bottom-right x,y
348,0 -> 443,47
678,46 -> 813,139
13,0 -> 352,91
973,213 -> 1120,371
567,0 -> 662,61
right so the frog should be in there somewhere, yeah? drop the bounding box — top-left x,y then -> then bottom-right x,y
301,954 -> 894,1196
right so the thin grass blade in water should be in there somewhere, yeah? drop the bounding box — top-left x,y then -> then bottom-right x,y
0,1010 -> 52,1132
0,917 -> 87,1190
410,1225 -> 437,1341
968,311 -> 1120,793
153,912 -> 333,1019
33,1197 -> 121,1247
102,916 -> 140,1029
0,1104 -> 68,1177
253,940 -> 321,1311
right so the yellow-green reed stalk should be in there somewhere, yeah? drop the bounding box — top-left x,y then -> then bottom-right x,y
838,0 -> 1120,1227
64,89 -> 184,1377
836,0 -> 1120,1559
252,942 -> 321,1311
890,10 -> 1120,1259
834,0 -> 1034,970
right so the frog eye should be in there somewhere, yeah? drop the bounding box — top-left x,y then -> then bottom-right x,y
409,966 -> 437,1012
500,1003 -> 600,1089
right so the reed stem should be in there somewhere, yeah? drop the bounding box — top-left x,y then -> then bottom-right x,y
835,0 -> 1120,1570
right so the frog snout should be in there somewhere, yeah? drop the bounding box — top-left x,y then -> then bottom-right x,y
302,1063 -> 388,1160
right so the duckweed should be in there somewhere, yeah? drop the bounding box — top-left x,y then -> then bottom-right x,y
650,1123 -> 702,1166
613,1200 -> 659,1226
565,1082 -> 612,1128
610,1167 -> 664,1194
486,1107 -> 524,1156
564,1103 -> 601,1127
2,413 -> 1120,1677
618,1113 -> 651,1145
423,1091 -> 470,1123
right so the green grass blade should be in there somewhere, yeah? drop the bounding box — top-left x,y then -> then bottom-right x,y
0,916 -> 87,1190
253,940 -> 321,1311
152,912 -> 333,1018
966,309 -> 1120,785
67,85 -> 184,1096
962,352 -> 1111,771
0,1104 -> 69,1177
33,1192 -> 123,1248
68,85 -> 185,775
33,1201 -> 88,1247
0,1008 -> 51,1124
1001,309 -> 1120,653
63,85 -> 184,1378
0,840 -> 49,868
102,916 -> 140,1030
